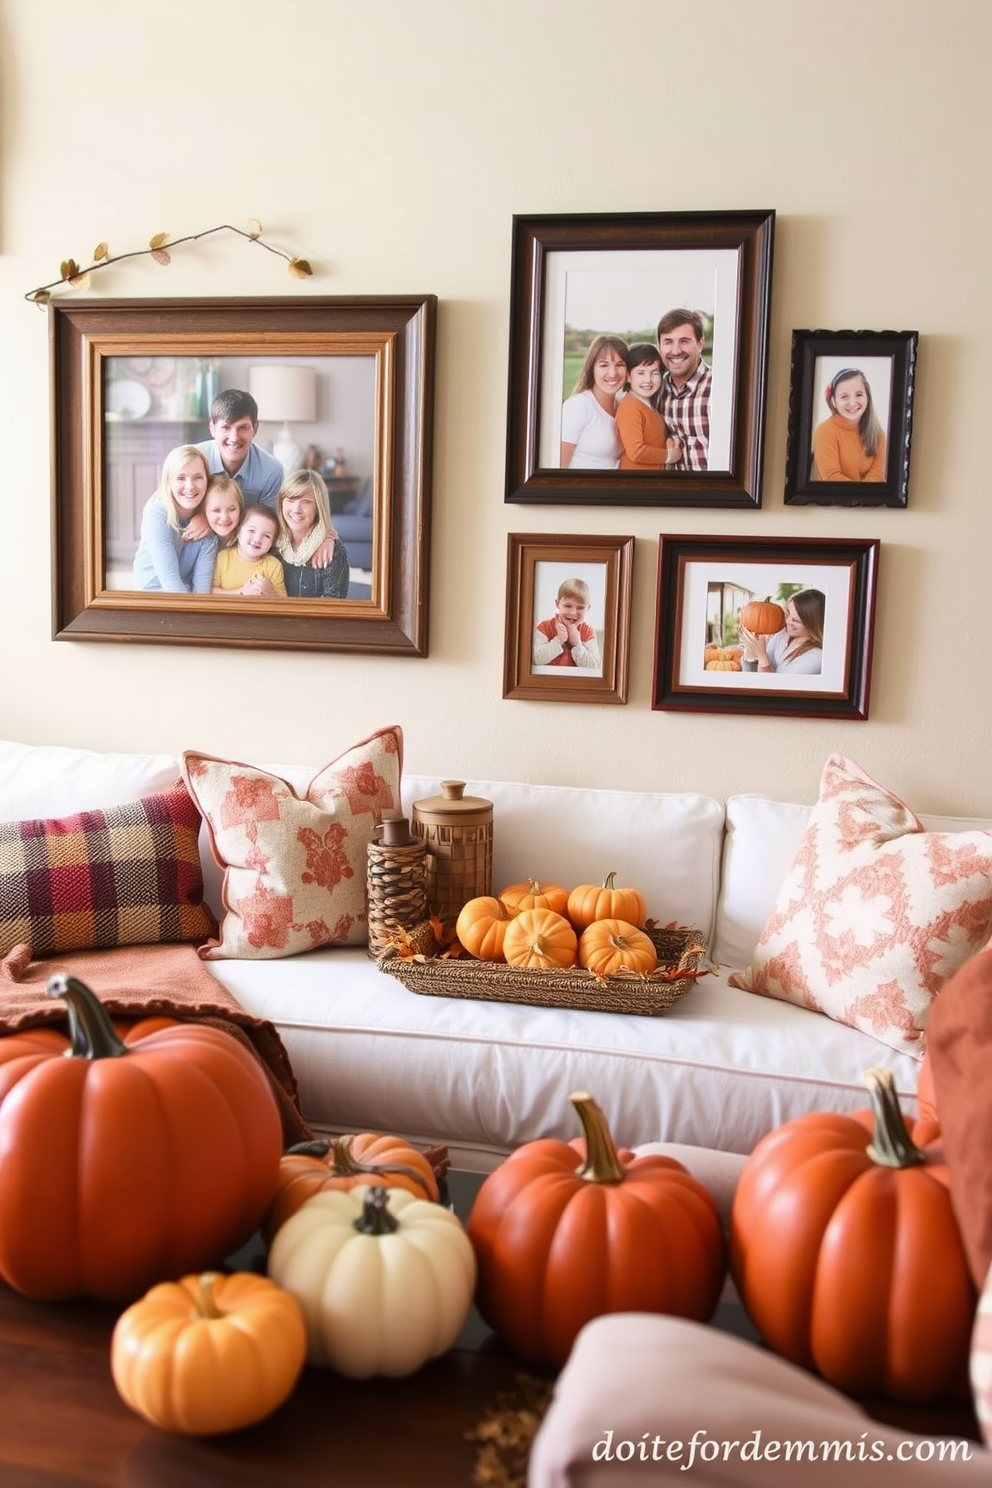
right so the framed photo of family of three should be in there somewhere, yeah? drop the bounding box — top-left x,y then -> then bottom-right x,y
503,209 -> 776,509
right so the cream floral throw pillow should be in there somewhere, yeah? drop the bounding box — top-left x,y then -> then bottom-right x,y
182,727 -> 403,960
729,754 -> 992,1056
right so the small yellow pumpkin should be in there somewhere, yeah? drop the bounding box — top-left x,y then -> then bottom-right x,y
111,1271 -> 307,1434
578,919 -> 658,978
455,895 -> 516,961
500,879 -> 569,916
567,872 -> 647,931
502,908 -> 577,969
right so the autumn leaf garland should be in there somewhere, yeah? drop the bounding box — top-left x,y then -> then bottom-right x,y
25,219 -> 313,303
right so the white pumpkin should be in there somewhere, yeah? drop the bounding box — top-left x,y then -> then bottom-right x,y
266,1183 -> 477,1377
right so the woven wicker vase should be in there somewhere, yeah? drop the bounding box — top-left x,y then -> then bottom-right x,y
411,781 -> 493,924
366,815 -> 428,958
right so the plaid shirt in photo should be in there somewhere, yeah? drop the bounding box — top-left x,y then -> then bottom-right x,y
661,362 -> 712,471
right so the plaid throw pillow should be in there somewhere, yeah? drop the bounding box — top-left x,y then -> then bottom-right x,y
0,783 -> 217,958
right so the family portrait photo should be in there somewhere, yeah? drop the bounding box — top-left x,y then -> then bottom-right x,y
504,211 -> 775,509
103,353 -> 377,603
51,295 -> 437,656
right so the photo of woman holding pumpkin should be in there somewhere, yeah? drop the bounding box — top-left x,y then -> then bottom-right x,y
739,589 -> 825,676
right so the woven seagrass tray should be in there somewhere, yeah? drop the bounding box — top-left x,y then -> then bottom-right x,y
376,924 -> 707,1016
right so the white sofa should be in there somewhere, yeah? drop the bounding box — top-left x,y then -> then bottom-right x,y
5,738 -> 990,1171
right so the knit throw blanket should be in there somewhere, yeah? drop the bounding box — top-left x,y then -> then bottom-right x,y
0,941 -> 311,1145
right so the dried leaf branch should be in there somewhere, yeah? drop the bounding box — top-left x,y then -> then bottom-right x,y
25,219 -> 313,304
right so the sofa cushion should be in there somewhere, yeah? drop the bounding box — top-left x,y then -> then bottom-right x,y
209,952 -> 921,1167
728,755 -> 992,1057
0,739 -> 182,821
182,727 -> 403,960
0,783 -> 217,958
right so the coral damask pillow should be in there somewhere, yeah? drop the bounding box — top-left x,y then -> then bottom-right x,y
0,783 -> 217,958
181,727 -> 403,960
729,754 -> 992,1056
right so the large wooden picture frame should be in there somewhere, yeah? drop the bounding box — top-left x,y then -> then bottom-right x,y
652,534 -> 879,719
51,295 -> 436,654
504,210 -> 775,509
503,533 -> 633,704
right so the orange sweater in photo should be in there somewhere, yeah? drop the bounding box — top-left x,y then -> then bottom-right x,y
812,413 -> 887,482
616,394 -> 670,470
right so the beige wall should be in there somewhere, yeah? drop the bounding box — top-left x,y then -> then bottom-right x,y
2,0 -> 989,815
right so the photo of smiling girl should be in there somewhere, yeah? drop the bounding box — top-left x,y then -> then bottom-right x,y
811,367 -> 887,482
212,503 -> 287,597
614,343 -> 683,471
202,473 -> 243,549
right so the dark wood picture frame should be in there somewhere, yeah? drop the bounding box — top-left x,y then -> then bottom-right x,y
652,534 -> 879,719
784,329 -> 918,507
50,295 -> 436,654
504,210 -> 775,509
503,533 -> 633,704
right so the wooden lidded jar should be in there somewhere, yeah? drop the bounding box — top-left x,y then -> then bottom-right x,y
411,781 -> 493,923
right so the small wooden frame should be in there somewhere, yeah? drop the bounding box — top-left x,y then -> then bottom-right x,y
503,533 -> 633,705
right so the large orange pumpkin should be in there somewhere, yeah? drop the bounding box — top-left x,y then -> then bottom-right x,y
261,1132 -> 440,1244
730,1067 -> 975,1402
566,873 -> 647,931
0,974 -> 283,1301
502,907 -> 577,969
739,599 -> 785,634
499,879 -> 569,916
467,1092 -> 726,1366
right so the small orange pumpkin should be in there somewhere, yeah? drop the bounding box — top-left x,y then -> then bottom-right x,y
567,873 -> 647,931
502,908 -> 577,969
705,659 -> 742,671
455,895 -> 516,961
261,1132 -> 440,1244
740,599 -> 785,635
500,879 -> 569,916
578,919 -> 657,978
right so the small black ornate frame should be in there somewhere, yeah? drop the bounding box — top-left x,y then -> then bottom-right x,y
784,329 -> 918,508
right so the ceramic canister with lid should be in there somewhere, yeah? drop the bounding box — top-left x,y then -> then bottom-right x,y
411,781 -> 493,923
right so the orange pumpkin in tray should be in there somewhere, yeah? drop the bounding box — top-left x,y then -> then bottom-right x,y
499,879 -> 569,916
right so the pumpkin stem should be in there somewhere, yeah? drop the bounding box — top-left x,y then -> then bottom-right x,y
864,1066 -> 927,1170
569,1091 -> 626,1184
328,1138 -> 432,1194
46,975 -> 128,1060
284,1137 -> 432,1194
603,872 -> 617,889
285,1138 -> 332,1158
352,1185 -> 401,1235
195,1273 -> 223,1320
